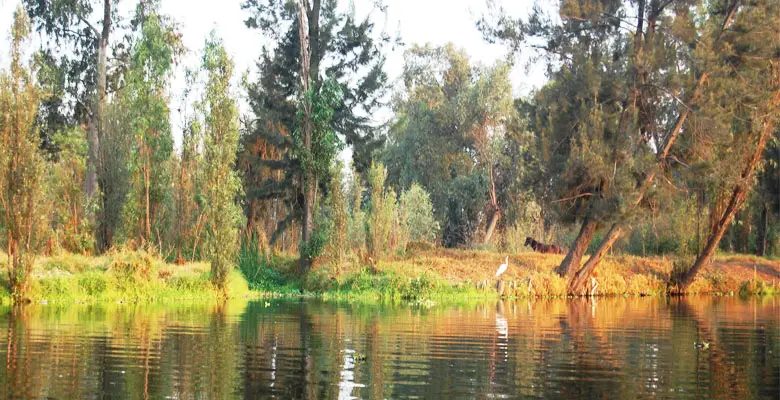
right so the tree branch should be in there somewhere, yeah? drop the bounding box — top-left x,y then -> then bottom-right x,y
73,10 -> 99,37
552,193 -> 593,203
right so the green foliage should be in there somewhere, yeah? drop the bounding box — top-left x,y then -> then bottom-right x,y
78,271 -> 108,296
295,79 -> 344,182
240,0 -> 391,249
172,69 -> 205,262
504,200 -> 543,253
200,32 -> 244,292
108,251 -> 159,283
366,162 -> 395,258
237,239 -> 286,291
98,99 -> 134,249
301,220 -> 331,262
121,2 -> 181,246
0,8 -> 46,295
324,162 -> 349,273
347,167 -> 367,253
383,44 -> 522,247
22,0 -> 117,151
399,183 -> 439,243
45,127 -> 93,253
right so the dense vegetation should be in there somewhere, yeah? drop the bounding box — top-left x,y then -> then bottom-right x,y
0,0 -> 778,301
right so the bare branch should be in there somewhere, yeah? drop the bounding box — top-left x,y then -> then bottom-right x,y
552,193 -> 593,203
73,10 -> 99,37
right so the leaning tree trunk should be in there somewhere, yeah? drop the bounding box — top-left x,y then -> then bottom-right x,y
678,86 -> 779,291
677,186 -> 747,291
562,4 -> 741,281
556,216 -> 599,280
483,166 -> 500,244
569,224 -> 622,295
484,209 -> 500,244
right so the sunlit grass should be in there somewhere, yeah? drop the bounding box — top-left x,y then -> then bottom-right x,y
1,245 -> 777,305
0,249 -> 257,304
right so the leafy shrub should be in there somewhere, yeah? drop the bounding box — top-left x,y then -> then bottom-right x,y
399,183 -> 439,243
108,251 -> 158,282
301,222 -> 331,262
238,240 -> 287,290
78,272 -> 108,296
36,277 -> 73,298
400,273 -> 438,301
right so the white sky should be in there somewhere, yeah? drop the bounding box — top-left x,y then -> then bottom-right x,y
0,0 -> 548,150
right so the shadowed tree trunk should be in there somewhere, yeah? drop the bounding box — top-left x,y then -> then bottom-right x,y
756,203 -> 767,256
297,0 -> 314,272
484,209 -> 500,244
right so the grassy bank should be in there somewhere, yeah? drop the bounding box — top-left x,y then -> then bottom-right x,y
238,247 -> 778,300
1,247 -> 777,305
362,249 -> 779,297
0,250 -> 254,305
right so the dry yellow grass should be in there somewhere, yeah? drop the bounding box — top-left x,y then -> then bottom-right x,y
373,249 -> 779,296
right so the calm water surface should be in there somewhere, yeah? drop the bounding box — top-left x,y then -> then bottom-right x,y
0,296 -> 777,399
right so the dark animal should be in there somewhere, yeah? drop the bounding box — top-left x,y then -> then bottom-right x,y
524,237 -> 565,255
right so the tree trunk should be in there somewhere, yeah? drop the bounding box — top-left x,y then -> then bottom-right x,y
297,0 -> 314,273
569,225 -> 622,295
484,209 -> 500,244
556,56 -> 712,280
86,121 -> 98,198
677,186 -> 746,291
756,202 -> 767,256
94,0 -> 112,252
484,165 -> 500,244
556,216 -> 599,280
738,209 -> 751,253
678,87 -> 778,291
144,149 -> 151,243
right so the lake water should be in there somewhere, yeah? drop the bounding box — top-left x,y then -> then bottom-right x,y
0,296 -> 777,399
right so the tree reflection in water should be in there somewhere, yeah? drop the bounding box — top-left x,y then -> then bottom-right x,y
0,296 -> 776,399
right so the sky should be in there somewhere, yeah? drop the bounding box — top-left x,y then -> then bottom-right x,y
0,0 -> 548,150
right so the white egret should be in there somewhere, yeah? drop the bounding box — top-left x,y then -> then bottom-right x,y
495,256 -> 509,277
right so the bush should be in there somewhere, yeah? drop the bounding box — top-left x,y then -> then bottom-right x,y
108,251 -> 158,282
399,183 -> 439,243
78,272 -> 108,296
36,277 -> 75,299
238,240 -> 287,290
400,273 -> 439,301
366,162 -> 396,258
504,200 -> 543,253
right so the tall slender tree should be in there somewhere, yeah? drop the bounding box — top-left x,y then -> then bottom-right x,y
0,8 -> 45,295
200,33 -> 243,292
121,1 -> 182,247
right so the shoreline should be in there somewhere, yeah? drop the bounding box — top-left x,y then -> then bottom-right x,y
1,249 -> 777,306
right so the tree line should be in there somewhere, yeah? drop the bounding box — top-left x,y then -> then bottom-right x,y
1,0 -> 778,297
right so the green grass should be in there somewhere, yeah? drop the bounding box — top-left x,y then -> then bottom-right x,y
0,249 -> 257,304
236,241 -> 499,305
1,244 -> 777,306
